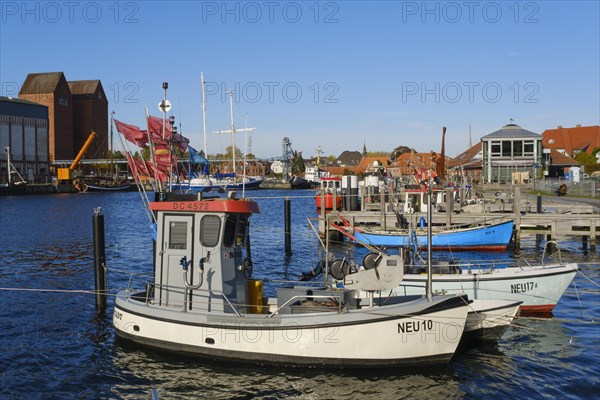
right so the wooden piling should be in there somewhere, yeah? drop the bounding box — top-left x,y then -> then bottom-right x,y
513,187 -> 521,227
284,198 -> 292,256
380,192 -> 386,230
590,219 -> 597,250
93,207 -> 107,314
445,187 -> 453,227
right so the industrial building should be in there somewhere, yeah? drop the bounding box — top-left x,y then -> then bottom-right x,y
0,96 -> 50,184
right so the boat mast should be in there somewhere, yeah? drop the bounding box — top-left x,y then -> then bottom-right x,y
426,169 -> 433,300
110,113 -> 115,181
228,90 -> 236,176
213,90 -> 255,184
201,72 -> 208,156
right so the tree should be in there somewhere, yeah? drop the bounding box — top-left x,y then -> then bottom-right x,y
575,151 -> 596,165
224,145 -> 243,159
141,146 -> 151,160
290,151 -> 305,176
592,147 -> 600,162
389,146 -> 415,160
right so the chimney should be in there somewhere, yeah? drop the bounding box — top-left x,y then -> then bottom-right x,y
576,124 -> 581,127
557,125 -> 563,129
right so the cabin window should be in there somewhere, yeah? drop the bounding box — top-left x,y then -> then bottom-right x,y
200,215 -> 221,247
223,215 -> 237,247
168,221 -> 188,250
236,216 -> 248,247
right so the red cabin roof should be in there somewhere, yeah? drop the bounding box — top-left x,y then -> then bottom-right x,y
149,198 -> 260,214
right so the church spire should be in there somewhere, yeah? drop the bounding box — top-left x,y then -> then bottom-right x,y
362,141 -> 367,157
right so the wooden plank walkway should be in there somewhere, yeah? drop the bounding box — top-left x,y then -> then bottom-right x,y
321,187 -> 599,250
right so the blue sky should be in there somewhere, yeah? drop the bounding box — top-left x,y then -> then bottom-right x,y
1,1 -> 599,159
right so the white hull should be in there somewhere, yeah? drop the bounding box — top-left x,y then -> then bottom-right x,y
464,299 -> 521,343
394,263 -> 578,315
114,292 -> 468,367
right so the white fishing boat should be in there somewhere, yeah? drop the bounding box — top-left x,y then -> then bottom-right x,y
113,193 -> 470,367
395,256 -> 578,316
328,249 -> 522,344
346,241 -> 578,316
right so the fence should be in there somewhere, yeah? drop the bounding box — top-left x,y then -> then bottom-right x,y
533,178 -> 599,198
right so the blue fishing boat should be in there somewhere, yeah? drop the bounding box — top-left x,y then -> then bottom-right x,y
347,219 -> 514,251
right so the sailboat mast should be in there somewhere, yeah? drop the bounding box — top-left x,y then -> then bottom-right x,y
201,73 -> 208,156
228,90 -> 236,175
110,113 -> 115,180
426,175 -> 433,300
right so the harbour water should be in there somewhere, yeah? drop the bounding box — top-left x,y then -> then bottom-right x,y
0,190 -> 598,399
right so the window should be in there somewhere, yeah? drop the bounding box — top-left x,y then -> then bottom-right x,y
524,141 -> 534,156
10,124 -> 23,159
37,127 -> 48,162
200,215 -> 221,247
513,141 -> 523,157
236,216 -> 248,247
223,215 -> 237,247
502,141 -> 511,157
168,221 -> 187,250
24,125 -> 35,160
0,123 -> 8,160
491,141 -> 501,156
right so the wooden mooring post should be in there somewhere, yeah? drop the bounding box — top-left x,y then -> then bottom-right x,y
445,187 -> 453,227
284,198 -> 292,256
92,207 -> 107,314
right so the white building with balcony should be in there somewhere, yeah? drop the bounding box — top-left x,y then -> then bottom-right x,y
481,124 -> 542,184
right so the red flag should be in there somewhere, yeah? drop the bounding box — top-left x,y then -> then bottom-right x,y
147,115 -> 171,140
125,153 -> 140,181
147,115 -> 189,153
115,119 -> 148,147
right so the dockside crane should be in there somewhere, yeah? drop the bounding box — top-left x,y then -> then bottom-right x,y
57,131 -> 97,182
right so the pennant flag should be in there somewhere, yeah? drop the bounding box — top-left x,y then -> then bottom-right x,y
147,115 -> 171,140
147,115 -> 190,153
114,119 -> 148,147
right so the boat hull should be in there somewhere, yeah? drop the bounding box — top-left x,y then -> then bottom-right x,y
392,263 -> 578,316
85,183 -> 132,192
463,299 -> 521,344
352,220 -> 514,251
213,179 -> 263,191
114,293 -> 468,367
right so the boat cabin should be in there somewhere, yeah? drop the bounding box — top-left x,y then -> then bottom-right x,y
315,177 -> 342,210
148,194 -> 260,313
402,188 -> 459,213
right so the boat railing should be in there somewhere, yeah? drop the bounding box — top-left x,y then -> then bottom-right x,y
267,294 -> 344,318
542,240 -> 563,266
126,273 -> 153,292
129,282 -> 242,317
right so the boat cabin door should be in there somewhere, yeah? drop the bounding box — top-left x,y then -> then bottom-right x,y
155,213 -> 194,307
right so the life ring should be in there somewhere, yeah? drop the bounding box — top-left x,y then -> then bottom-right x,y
74,179 -> 88,193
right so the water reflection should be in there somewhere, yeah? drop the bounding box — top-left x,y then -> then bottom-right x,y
112,342 -> 464,400
1,191 -> 598,399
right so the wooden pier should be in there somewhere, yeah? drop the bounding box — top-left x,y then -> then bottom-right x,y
320,187 -> 599,250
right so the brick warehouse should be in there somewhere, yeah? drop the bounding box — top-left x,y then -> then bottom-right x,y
18,72 -> 108,163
